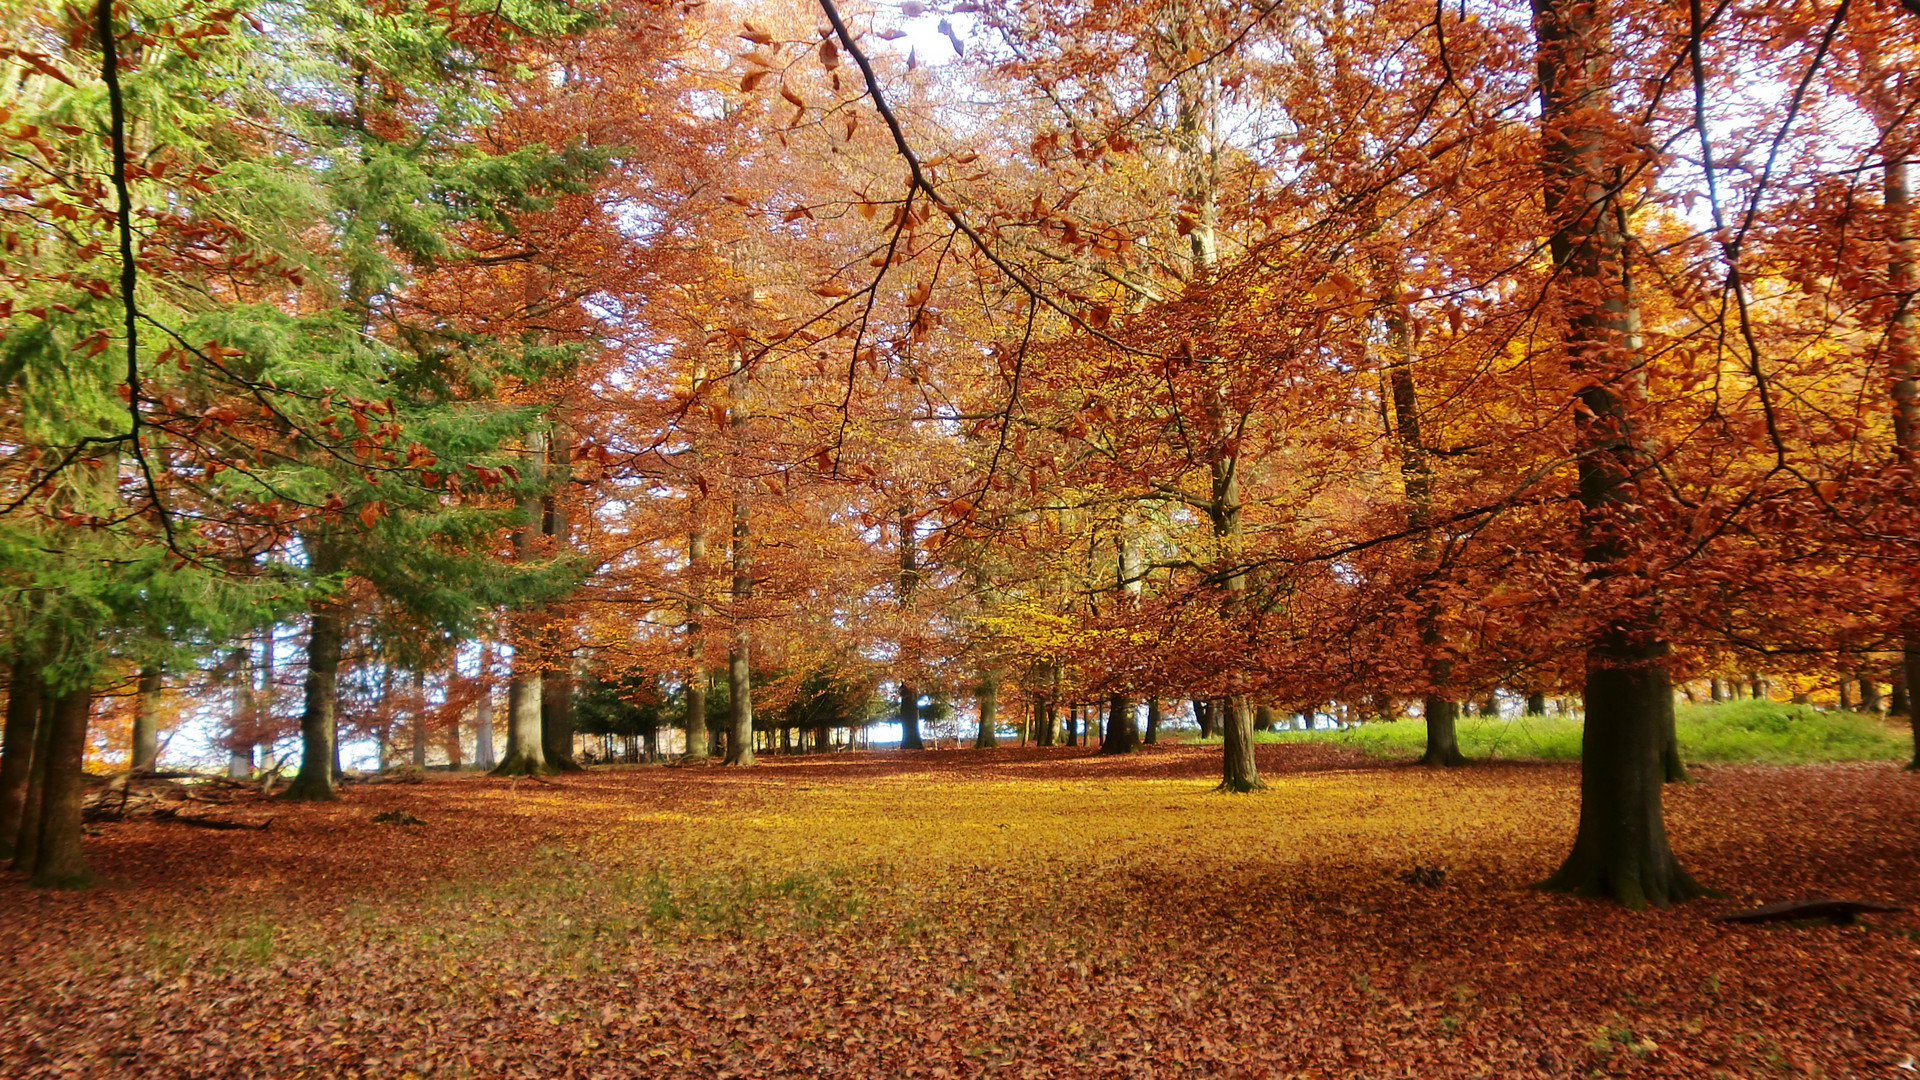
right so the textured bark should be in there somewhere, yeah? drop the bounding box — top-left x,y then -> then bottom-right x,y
1421,696 -> 1467,767
25,685 -> 95,887
10,673 -> 55,873
493,669 -> 554,775
1100,692 -> 1138,755
1216,696 -> 1265,792
131,666 -> 161,771
542,665 -> 580,771
0,664 -> 43,860
1538,643 -> 1706,907
974,669 -> 1000,749
285,587 -> 345,801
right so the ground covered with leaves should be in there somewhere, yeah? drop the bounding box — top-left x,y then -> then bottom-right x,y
3,745 -> 1916,1079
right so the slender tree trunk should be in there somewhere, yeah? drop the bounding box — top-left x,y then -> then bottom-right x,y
1860,675 -> 1882,712
10,672 -> 56,873
723,496 -> 755,766
684,527 -> 710,761
411,670 -> 428,768
974,668 -> 1000,748
473,643 -> 497,769
131,666 -> 161,771
898,507 -> 925,750
1144,697 -> 1161,745
0,664 -> 43,859
1194,697 -> 1214,739
1532,0 -> 1701,906
285,580 -> 345,801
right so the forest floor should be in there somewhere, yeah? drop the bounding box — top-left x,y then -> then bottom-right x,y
2,744 -> 1917,1079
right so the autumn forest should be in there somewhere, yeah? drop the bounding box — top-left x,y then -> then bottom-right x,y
2,0 -> 1919,1075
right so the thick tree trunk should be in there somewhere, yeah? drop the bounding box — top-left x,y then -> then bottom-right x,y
1194,697 -> 1214,739
1217,696 -> 1265,792
1252,704 -> 1275,732
1526,691 -> 1547,716
542,665 -> 580,771
1144,696 -> 1161,745
131,666 -> 160,771
0,664 -> 43,860
285,595 -> 345,801
1539,642 -> 1706,907
1033,699 -> 1054,746
23,685 -> 95,887
974,669 -> 1000,749
1860,674 -> 1882,712
1708,677 -> 1726,702
494,669 -> 554,775
1892,669 -> 1910,717
1421,696 -> 1466,767
10,674 -> 56,874
1531,0 -> 1702,904
1100,692 -> 1138,754
899,683 -> 921,750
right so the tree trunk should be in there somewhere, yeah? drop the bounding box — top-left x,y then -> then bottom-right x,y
1421,696 -> 1466,767
473,643 -> 497,769
684,527 -> 710,761
1033,699 -> 1053,746
131,666 -> 161,771
23,684 -> 95,887
10,672 -> 56,874
1100,692 -> 1138,754
1252,704 -> 1275,732
1526,691 -> 1547,716
411,670 -> 428,768
542,664 -> 579,771
1907,638 -> 1920,771
1891,669 -> 1910,717
0,663 -> 43,860
897,507 -> 925,751
1194,697 -> 1214,739
1144,696 -> 1161,745
1860,675 -> 1882,712
1217,696 -> 1264,792
1539,642 -> 1705,907
1661,680 -> 1690,783
1708,677 -> 1725,702
1531,0 -> 1701,905
974,668 -> 1000,749
723,490 -> 754,766
494,668 -> 553,775
285,586 -> 345,800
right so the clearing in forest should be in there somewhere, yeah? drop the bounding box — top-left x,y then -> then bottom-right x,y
2,744 -> 1916,1078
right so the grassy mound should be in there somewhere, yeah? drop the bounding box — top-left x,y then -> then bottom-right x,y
1258,699 -> 1911,764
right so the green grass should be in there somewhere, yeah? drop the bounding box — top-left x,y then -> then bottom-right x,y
1257,699 -> 1912,765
